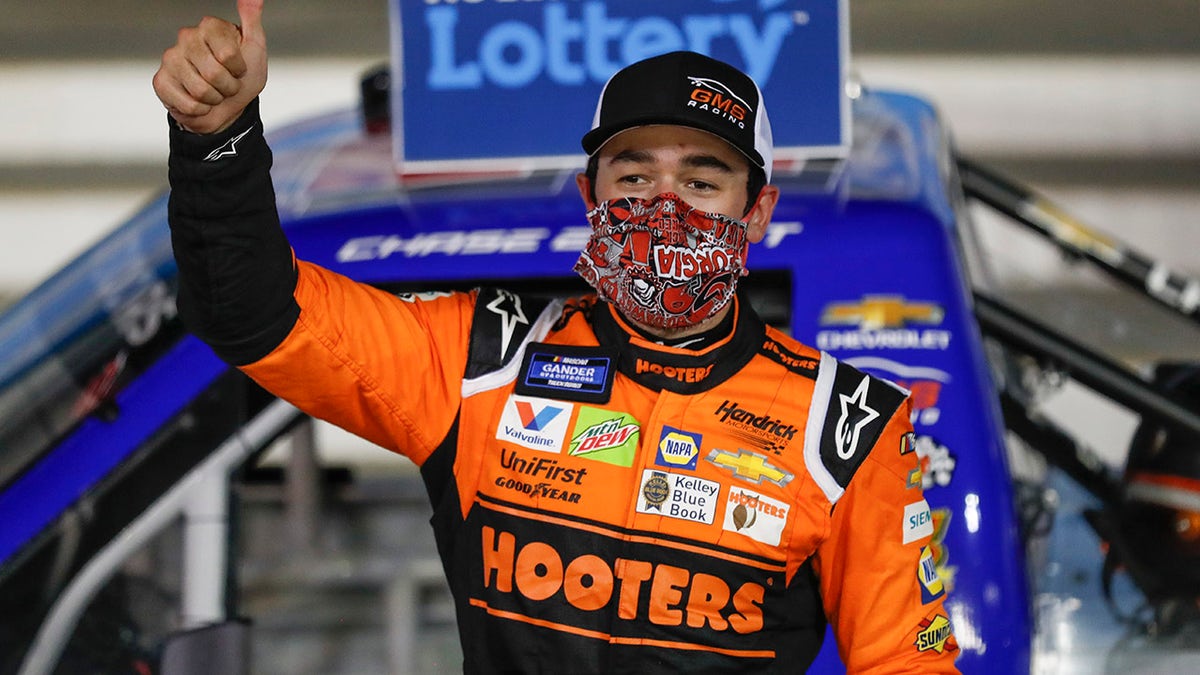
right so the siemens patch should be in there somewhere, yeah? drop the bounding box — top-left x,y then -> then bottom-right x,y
903,500 -> 934,544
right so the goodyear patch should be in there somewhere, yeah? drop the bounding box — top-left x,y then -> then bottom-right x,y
568,406 -> 640,467
655,426 -> 701,471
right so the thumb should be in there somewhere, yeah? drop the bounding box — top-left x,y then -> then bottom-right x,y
237,0 -> 265,43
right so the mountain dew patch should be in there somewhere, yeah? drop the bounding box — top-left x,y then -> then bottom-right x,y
568,407 -> 640,467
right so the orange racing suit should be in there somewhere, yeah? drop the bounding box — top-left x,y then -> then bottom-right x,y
167,102 -> 960,673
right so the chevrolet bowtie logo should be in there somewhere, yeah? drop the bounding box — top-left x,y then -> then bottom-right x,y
705,449 -> 792,487
820,295 -> 945,330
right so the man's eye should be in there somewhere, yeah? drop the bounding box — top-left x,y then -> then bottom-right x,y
618,175 -> 646,185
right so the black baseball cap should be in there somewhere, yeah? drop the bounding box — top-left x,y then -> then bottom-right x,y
581,51 -> 774,181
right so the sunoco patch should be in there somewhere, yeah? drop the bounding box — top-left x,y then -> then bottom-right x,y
516,342 -> 616,403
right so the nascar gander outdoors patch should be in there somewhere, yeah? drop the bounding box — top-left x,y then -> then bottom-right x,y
516,342 -> 616,403
568,406 -> 640,467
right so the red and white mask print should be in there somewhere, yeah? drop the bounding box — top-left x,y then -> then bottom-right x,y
574,193 -> 749,330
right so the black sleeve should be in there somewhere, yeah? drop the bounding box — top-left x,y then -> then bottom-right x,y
166,99 -> 301,366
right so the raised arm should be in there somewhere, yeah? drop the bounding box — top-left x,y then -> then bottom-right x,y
153,0 -> 296,365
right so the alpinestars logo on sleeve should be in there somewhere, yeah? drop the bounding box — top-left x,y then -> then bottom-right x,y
203,127 -> 253,162
835,376 -> 879,460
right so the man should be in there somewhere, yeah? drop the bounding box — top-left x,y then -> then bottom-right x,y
155,1 -> 960,671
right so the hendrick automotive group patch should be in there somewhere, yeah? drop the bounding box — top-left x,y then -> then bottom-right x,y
516,343 -> 616,403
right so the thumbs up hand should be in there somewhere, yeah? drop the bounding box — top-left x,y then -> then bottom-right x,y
153,0 -> 268,134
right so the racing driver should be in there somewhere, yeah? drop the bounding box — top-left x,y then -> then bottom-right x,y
154,1 -> 960,671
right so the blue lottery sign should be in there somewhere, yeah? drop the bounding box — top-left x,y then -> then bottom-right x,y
390,0 -> 848,172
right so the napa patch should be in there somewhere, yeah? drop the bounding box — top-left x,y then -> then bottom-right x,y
655,426 -> 701,471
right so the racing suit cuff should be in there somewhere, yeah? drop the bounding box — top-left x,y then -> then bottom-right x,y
167,98 -> 263,161
166,97 -> 300,367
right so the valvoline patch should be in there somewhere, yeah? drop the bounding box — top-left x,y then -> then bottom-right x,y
655,426 -> 702,471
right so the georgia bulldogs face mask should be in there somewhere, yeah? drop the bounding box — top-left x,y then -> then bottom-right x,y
573,193 -> 749,330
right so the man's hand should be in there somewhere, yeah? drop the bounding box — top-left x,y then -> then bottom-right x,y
153,0 -> 267,134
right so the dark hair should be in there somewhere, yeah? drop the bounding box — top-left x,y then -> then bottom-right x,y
584,154 -> 768,217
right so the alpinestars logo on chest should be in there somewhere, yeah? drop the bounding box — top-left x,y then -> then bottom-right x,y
835,376 -> 879,459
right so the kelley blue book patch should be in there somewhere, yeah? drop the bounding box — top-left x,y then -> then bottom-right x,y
516,343 -> 616,403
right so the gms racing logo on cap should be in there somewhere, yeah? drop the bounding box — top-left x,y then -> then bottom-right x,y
686,76 -> 750,128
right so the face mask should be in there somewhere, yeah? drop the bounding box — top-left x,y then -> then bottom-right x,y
574,193 -> 750,330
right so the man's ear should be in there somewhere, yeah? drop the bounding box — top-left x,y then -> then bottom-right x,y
576,172 -> 597,210
745,185 -> 780,244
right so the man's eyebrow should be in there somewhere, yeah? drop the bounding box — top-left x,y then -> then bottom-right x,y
606,149 -> 736,174
607,148 -> 654,166
682,153 -> 735,174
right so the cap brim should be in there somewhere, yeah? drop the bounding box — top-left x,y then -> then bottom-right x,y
582,118 -> 766,170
